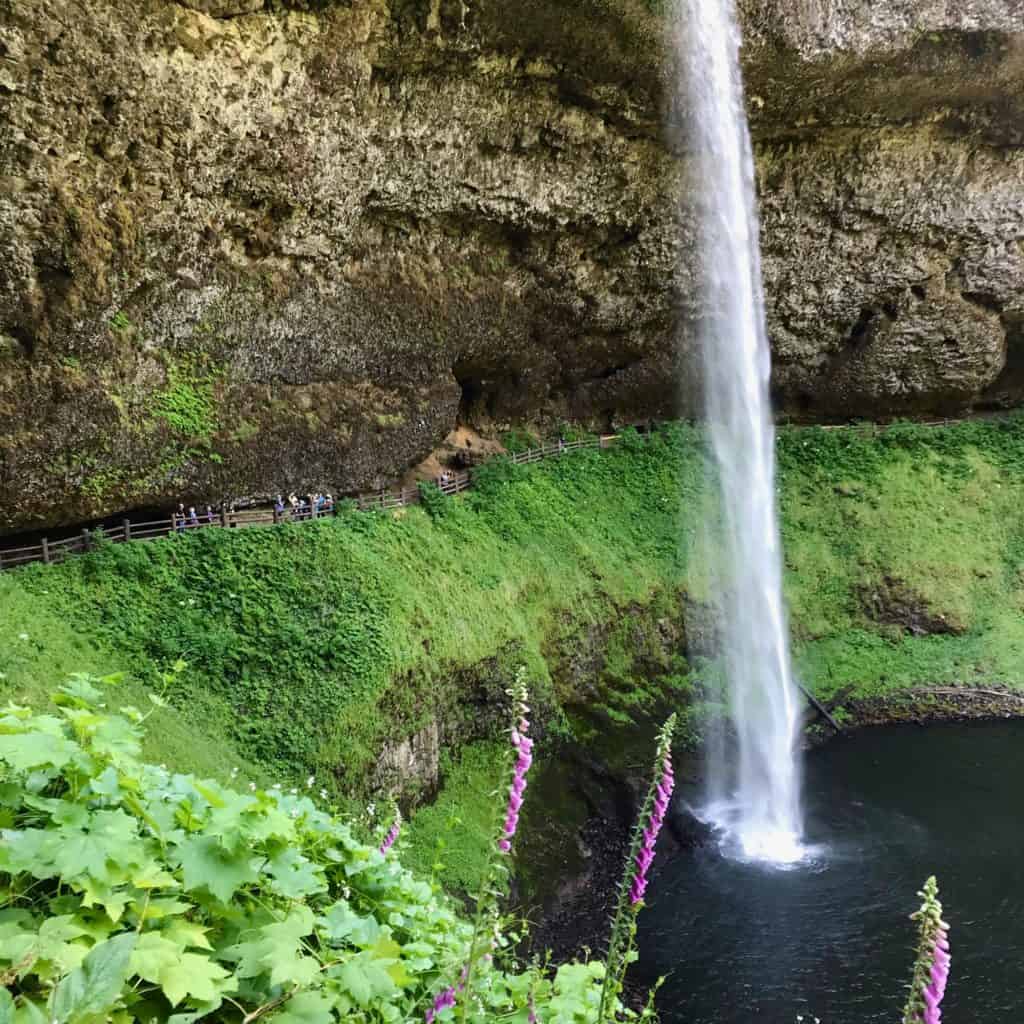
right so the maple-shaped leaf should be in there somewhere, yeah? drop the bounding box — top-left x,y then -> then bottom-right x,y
270,991 -> 336,1024
129,932 -> 185,986
161,919 -> 213,951
319,901 -> 381,949
89,716 -> 142,761
154,951 -> 233,1008
176,835 -> 259,904
266,848 -> 326,900
52,831 -> 111,885
330,952 -> 397,1009
0,828 -> 59,878
0,731 -> 78,773
223,907 -> 318,989
50,932 -> 136,1024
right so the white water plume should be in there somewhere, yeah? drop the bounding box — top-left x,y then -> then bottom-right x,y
677,0 -> 804,864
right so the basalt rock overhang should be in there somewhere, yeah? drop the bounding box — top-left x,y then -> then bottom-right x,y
0,0 -> 1021,533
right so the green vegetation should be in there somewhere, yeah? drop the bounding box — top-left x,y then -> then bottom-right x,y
152,356 -> 222,442
402,742 -> 508,894
3,415 -> 1024,823
775,418 -> 1024,703
2,427 -> 693,796
0,678 -> 649,1023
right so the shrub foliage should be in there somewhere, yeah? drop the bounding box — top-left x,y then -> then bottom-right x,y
0,677 -> 638,1024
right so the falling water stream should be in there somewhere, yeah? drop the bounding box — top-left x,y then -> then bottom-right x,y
679,0 -> 803,862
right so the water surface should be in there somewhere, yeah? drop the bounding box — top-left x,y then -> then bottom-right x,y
637,722 -> 1024,1022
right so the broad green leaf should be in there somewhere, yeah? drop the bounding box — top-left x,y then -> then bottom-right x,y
191,781 -> 226,809
0,988 -> 13,1024
176,835 -> 259,904
129,932 -> 183,985
161,920 -> 213,950
77,880 -> 131,923
52,832 -> 112,885
332,953 -> 397,1009
0,732 -> 78,772
50,932 -> 136,1024
147,949 -> 232,1007
320,901 -> 381,948
266,848 -> 326,900
89,717 -> 141,760
88,767 -> 121,799
224,907 -> 318,988
271,992 -> 335,1024
13,997 -> 47,1024
0,828 -> 59,878
56,677 -> 104,708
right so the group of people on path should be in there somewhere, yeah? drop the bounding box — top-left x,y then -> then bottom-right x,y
274,492 -> 335,520
172,503 -> 218,532
170,491 -> 335,534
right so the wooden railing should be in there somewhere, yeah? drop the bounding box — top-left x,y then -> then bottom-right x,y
0,435 -> 619,572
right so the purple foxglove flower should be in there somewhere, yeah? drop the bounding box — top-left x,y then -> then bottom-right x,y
425,986 -> 457,1024
499,691 -> 533,855
379,815 -> 401,855
629,757 -> 675,906
903,877 -> 950,1024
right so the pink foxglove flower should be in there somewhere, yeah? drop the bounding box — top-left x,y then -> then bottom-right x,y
903,876 -> 951,1024
424,986 -> 457,1023
379,810 -> 401,855
499,684 -> 532,854
629,754 -> 674,905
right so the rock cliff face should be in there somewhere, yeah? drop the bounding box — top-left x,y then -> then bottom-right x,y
1,0 -> 1022,532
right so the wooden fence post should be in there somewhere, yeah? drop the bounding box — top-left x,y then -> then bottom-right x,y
220,507 -> 228,528
273,507 -> 280,525
41,537 -> 50,564
123,519 -> 131,542
81,528 -> 91,553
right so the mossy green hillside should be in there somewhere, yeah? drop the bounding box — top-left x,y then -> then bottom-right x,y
3,417 -> 1024,808
776,418 -> 1024,702
2,428 -> 695,793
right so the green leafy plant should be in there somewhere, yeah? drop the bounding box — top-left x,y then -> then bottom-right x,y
0,676 -> 658,1023
108,311 -> 133,333
152,357 -> 222,442
417,481 -> 451,520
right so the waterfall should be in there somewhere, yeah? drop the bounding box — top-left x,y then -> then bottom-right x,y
678,0 -> 804,863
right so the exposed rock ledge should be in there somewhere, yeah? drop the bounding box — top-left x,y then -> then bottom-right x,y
1,0 -> 1022,532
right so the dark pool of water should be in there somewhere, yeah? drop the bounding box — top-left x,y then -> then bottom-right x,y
636,721 -> 1024,1023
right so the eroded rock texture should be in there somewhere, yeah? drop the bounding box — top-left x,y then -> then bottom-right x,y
1,0 -> 1022,531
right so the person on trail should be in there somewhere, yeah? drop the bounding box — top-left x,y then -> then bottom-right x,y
189,506 -> 199,527
324,493 -> 334,512
175,503 -> 186,534
274,495 -> 285,518
205,504 -> 215,524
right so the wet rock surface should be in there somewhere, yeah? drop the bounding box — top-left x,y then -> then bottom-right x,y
1,0 -> 1022,531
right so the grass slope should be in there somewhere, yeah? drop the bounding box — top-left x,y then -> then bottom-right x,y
2,417 -> 1024,802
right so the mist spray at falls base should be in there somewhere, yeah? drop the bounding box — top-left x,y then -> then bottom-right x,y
677,0 -> 804,864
